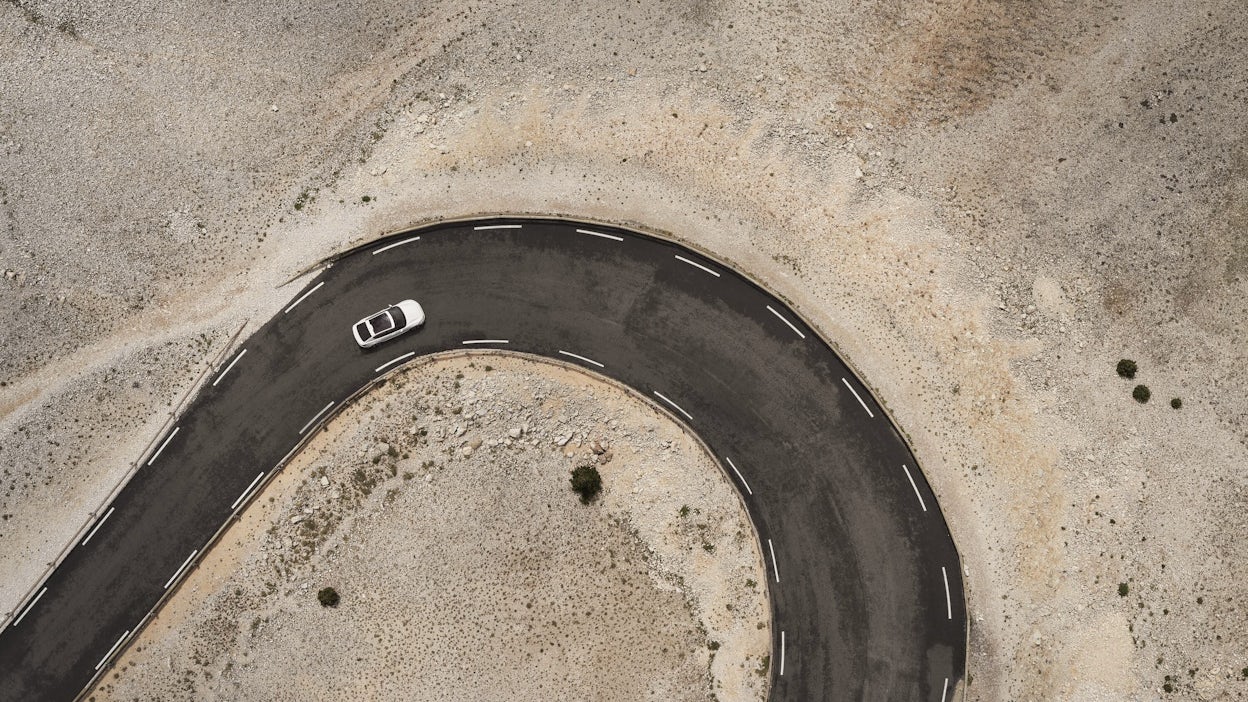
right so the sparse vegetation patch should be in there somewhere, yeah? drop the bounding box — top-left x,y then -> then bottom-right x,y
570,464 -> 602,504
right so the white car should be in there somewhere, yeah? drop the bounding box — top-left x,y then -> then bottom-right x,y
352,300 -> 425,348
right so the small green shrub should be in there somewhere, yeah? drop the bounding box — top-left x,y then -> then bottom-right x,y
1116,359 -> 1138,378
1118,583 -> 1129,597
1133,385 -> 1151,403
570,465 -> 602,504
318,587 -> 340,608
1170,397 -> 1182,409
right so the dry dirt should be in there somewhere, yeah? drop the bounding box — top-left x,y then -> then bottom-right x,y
87,355 -> 770,701
1,1 -> 1246,700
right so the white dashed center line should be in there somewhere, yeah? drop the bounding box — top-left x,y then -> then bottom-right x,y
374,351 -> 415,373
81,507 -> 116,546
164,550 -> 199,590
283,281 -> 324,314
766,305 -> 806,339
724,456 -> 753,495
941,677 -> 950,702
231,472 -> 266,511
780,630 -> 787,676
146,427 -> 180,466
576,228 -> 623,241
674,254 -> 721,277
942,566 -> 952,620
902,464 -> 928,512
11,587 -> 47,628
558,350 -> 604,368
371,236 -> 420,255
95,630 -> 131,671
212,348 -> 246,387
840,377 -> 875,418
473,224 -> 522,230
298,401 -> 336,436
652,391 -> 693,420
768,538 -> 780,583
462,339 -> 509,345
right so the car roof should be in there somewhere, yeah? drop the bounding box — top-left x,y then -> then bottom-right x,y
368,310 -> 395,333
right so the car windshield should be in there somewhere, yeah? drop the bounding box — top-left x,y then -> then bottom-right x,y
367,311 -> 396,335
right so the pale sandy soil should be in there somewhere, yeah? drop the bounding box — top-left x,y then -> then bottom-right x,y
88,355 -> 770,701
1,1 -> 1246,700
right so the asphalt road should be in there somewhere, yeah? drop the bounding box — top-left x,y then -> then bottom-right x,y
0,218 -> 966,701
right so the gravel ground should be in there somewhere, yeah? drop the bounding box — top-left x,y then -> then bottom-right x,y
88,355 -> 769,701
1,1 -> 1246,700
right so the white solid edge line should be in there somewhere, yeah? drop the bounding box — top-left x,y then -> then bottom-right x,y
576,228 -> 623,241
941,677 -> 949,702
375,351 -> 415,373
558,350 -> 604,368
462,339 -> 509,345
779,631 -> 786,676
81,507 -> 116,546
653,391 -> 693,420
473,224 -> 522,230
841,377 -> 875,418
95,629 -> 131,671
283,280 -> 324,314
11,587 -> 47,628
674,254 -> 721,277
146,426 -> 180,467
371,236 -> 420,255
942,566 -> 953,620
902,464 -> 928,512
231,471 -> 266,510
164,549 -> 199,590
766,304 -> 806,339
212,348 -> 247,387
298,401 -> 336,436
724,456 -> 753,495
768,538 -> 780,583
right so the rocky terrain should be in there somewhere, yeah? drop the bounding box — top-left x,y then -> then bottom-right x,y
88,355 -> 770,701
1,1 -> 1246,700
